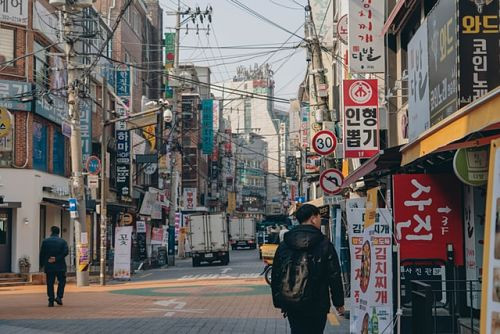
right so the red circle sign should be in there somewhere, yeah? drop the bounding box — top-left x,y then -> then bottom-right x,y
319,168 -> 344,195
312,130 -> 337,156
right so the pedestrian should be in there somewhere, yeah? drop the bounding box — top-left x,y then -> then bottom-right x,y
39,226 -> 69,307
271,204 -> 345,334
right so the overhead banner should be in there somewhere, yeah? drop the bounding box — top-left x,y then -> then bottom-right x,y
348,0 -> 385,73
201,99 -> 214,154
480,138 -> 500,333
343,79 -> 379,158
407,18 -> 430,141
427,0 -> 458,125
113,226 -> 132,279
393,174 -> 464,265
458,0 -> 499,108
348,208 -> 393,334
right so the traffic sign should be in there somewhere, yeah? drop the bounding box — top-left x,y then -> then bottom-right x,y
85,156 -> 102,175
312,130 -> 337,156
319,168 -> 344,195
0,107 -> 12,138
68,198 -> 77,211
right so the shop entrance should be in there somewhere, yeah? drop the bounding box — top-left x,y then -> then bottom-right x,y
0,209 -> 12,272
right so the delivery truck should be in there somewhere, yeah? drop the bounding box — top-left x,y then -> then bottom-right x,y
229,217 -> 256,250
188,212 -> 229,267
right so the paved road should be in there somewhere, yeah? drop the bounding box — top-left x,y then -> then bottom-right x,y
0,248 -> 350,333
132,248 -> 264,282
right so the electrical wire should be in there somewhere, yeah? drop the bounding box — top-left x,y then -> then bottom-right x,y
269,0 -> 303,10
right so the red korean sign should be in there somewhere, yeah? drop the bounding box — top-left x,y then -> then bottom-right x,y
393,174 -> 463,265
343,79 -> 380,158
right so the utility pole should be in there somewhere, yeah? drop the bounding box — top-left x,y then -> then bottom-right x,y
64,7 -> 89,287
100,77 -> 108,286
166,0 -> 181,267
305,4 -> 330,123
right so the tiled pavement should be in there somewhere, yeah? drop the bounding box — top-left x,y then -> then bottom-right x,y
0,279 -> 350,333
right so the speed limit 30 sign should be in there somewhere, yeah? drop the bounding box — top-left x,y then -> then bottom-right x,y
312,130 -> 337,156
320,168 -> 344,195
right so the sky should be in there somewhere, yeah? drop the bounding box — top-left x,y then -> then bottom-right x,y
160,0 -> 308,106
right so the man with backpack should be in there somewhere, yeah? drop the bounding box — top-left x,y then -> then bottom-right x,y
271,204 -> 345,333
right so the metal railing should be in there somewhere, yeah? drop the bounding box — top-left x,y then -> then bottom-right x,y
409,279 -> 481,334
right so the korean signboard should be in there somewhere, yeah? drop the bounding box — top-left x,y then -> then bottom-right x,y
79,98 -> 92,165
348,0 -> 385,73
113,226 -> 132,279
300,103 -> 310,149
116,129 -> 131,198
343,79 -> 379,158
427,0 -> 458,126
305,154 -> 321,174
480,138 -> 500,333
116,65 -> 130,97
348,208 -> 393,334
201,99 -> 214,154
35,94 -> 67,125
0,80 -> 31,111
164,33 -> 175,69
393,174 -> 464,265
407,18 -> 430,141
458,0 -> 499,108
183,188 -> 197,210
151,227 -> 164,245
286,156 -> 297,180
0,0 -> 27,25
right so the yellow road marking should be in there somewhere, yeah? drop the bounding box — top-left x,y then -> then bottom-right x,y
328,312 -> 340,326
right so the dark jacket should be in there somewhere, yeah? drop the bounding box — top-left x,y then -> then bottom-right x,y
39,234 -> 69,273
271,224 -> 344,314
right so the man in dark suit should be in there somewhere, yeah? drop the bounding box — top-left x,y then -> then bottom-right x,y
39,226 -> 69,307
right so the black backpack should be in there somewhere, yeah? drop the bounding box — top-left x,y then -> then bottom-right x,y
274,245 -> 321,311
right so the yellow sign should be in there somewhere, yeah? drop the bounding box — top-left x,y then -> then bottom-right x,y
364,187 -> 379,228
227,192 -> 236,214
143,125 -> 156,149
480,138 -> 500,333
0,107 -> 12,138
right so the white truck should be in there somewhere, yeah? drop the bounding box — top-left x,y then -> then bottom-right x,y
229,217 -> 256,250
188,212 -> 230,267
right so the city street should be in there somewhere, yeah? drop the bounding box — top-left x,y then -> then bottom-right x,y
0,249 -> 349,333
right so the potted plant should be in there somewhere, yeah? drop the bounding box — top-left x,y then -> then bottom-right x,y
18,256 -> 31,273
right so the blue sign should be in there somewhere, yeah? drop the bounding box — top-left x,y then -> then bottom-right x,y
201,99 -> 214,154
0,80 -> 32,111
68,198 -> 77,212
295,196 -> 306,203
86,156 -> 101,175
35,93 -> 67,125
115,66 -> 130,97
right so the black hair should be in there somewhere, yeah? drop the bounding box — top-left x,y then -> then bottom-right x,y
51,226 -> 60,235
295,204 -> 320,224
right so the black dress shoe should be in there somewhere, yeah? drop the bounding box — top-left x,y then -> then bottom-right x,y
48,302 -> 54,307
55,298 -> 63,306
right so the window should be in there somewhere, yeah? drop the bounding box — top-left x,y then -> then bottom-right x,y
34,42 -> 49,89
53,130 -> 65,175
0,28 -> 14,65
0,131 -> 13,167
33,121 -> 48,171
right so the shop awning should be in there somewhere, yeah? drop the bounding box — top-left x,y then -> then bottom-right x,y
41,197 -> 68,209
107,202 -> 136,212
0,201 -> 21,208
342,146 -> 402,187
401,87 -> 500,166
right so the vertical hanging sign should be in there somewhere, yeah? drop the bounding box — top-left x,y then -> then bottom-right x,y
201,99 -> 214,154
79,98 -> 92,165
348,0 -> 385,73
116,125 -> 131,198
343,79 -> 379,158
